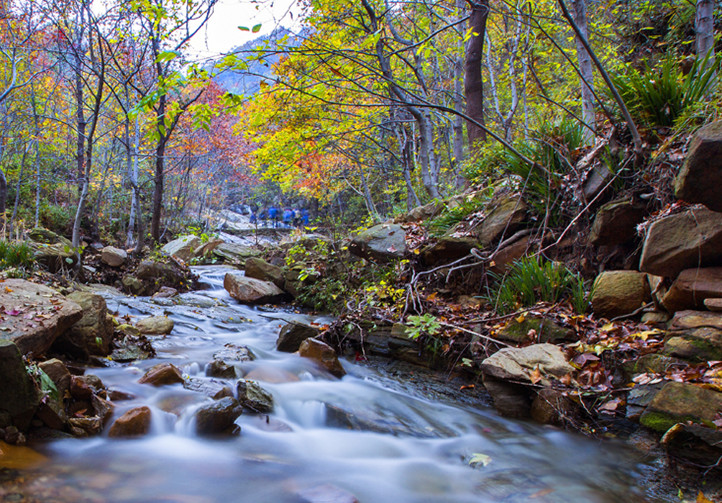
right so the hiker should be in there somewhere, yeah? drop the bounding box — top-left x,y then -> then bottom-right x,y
268,206 -> 278,228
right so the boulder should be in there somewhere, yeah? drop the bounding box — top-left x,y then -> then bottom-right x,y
299,338 -> 346,377
100,246 -> 127,267
53,292 -> 113,357
639,207 -> 722,277
661,423 -> 722,469
591,271 -> 650,319
530,388 -> 581,426
193,239 -> 223,259
212,343 -> 255,362
108,406 -> 152,437
136,316 -> 174,335
236,380 -> 274,413
640,381 -> 722,432
244,257 -> 285,288
205,360 -> 237,379
0,279 -> 82,357
589,199 -> 646,246
212,243 -> 261,266
583,164 -> 614,201
668,310 -> 722,330
276,322 -> 320,353
674,121 -> 722,212
349,223 -> 407,262
481,374 -> 531,419
132,260 -> 191,296
495,316 -> 575,344
474,195 -> 527,247
223,273 -> 286,304
489,233 -> 532,274
404,201 -> 442,222
138,363 -> 184,386
663,327 -> 722,362
421,236 -> 479,266
161,235 -> 201,262
27,228 -> 76,272
0,341 -> 39,431
194,397 -> 242,435
662,267 -> 722,313
151,286 -> 178,299
480,343 -> 573,386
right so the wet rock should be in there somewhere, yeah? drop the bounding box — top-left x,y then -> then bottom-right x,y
53,291 -> 114,357
100,246 -> 127,267
641,311 -> 670,326
495,316 -> 575,344
530,388 -> 581,426
152,287 -> 178,299
161,235 -> 201,262
663,327 -> 722,362
206,360 -> 237,379
0,279 -> 82,357
277,322 -> 320,353
296,483 -> 360,503
138,363 -> 184,386
639,206 -> 722,278
668,310 -> 722,330
35,398 -> 67,431
136,316 -> 174,335
244,367 -> 300,383
193,238 -> 224,260
69,375 -> 93,400
224,273 -> 286,304
0,341 -> 40,431
480,343 -> 573,386
194,397 -> 242,435
481,375 -> 531,419
212,243 -> 261,266
662,267 -> 722,313
244,257 -> 285,288
298,338 -> 346,377
38,359 -> 71,397
639,381 -> 722,432
110,329 -> 155,362
183,377 -> 233,400
349,223 -> 407,262
236,380 -> 274,413
591,271 -> 650,319
674,121 -> 722,212
108,406 -> 152,437
131,260 -> 191,296
626,382 -> 665,422
28,228 -> 76,272
473,195 -> 527,247
589,199 -> 646,246
213,343 -> 255,362
69,416 -> 103,436
421,236 -> 479,266
661,423 -> 722,469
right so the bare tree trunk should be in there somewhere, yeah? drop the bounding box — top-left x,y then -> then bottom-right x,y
357,163 -> 380,221
465,0 -> 489,148
10,145 -> 28,236
126,118 -> 140,248
571,0 -> 596,144
696,0 -> 715,78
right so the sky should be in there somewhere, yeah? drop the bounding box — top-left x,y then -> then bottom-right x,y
188,0 -> 299,58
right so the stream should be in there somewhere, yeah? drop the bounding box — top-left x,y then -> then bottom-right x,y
12,265 -> 669,502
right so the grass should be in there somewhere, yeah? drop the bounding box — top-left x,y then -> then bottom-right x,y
0,240 -> 35,274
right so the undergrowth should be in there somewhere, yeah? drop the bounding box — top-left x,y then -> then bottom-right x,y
0,240 -> 35,275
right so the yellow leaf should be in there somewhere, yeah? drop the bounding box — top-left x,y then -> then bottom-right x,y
516,314 -> 526,324
697,491 -> 713,503
600,323 -> 615,332
530,367 -> 542,384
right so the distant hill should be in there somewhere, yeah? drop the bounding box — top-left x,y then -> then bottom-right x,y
212,26 -> 302,96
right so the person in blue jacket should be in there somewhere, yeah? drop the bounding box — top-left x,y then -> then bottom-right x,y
268,206 -> 278,228
301,208 -> 309,227
282,208 -> 293,227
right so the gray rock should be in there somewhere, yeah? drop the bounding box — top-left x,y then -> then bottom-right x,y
183,377 -> 233,400
101,246 -> 127,267
349,223 -> 407,262
496,316 -> 575,344
0,279 -> 82,357
674,121 -> 722,212
136,316 -> 174,335
212,243 -> 261,266
639,206 -> 722,278
640,381 -> 722,432
28,228 -> 76,272
161,235 -> 202,262
480,343 -> 573,386
663,327 -> 722,362
244,257 -> 285,288
474,195 -> 527,247
223,272 -> 286,304
276,322 -> 320,352
213,343 -> 255,362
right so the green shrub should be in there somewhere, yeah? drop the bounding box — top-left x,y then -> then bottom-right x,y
488,256 -> 588,314
0,240 -> 35,272
611,53 -> 719,128
427,190 -> 492,236
40,204 -> 72,235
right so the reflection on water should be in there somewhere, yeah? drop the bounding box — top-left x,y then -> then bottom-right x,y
9,266 -> 667,502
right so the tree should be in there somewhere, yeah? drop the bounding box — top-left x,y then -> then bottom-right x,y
464,0 -> 489,148
570,0 -> 596,145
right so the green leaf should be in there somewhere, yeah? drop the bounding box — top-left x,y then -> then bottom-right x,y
155,50 -> 179,63
252,23 -> 262,33
469,453 -> 492,467
238,26 -> 250,31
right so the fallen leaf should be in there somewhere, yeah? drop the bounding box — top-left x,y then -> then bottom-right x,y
697,491 -> 713,503
530,367 -> 542,385
469,453 -> 492,467
530,489 -> 554,499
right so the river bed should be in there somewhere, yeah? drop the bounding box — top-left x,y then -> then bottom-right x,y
3,266 -> 671,503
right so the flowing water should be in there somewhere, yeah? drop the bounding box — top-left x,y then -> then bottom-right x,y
9,266 -> 670,503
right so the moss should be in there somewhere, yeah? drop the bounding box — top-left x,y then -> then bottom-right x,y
639,411 -> 699,432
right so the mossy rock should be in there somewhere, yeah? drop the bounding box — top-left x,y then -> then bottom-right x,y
663,327 -> 722,362
496,316 -> 575,344
640,381 -> 722,432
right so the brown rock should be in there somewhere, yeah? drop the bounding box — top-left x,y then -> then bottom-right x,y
530,388 -> 580,426
277,322 -> 320,353
489,233 -> 532,274
108,406 -> 152,437
662,267 -> 722,313
704,298 -> 722,312
298,338 -> 346,377
136,316 -> 174,335
138,363 -> 184,386
591,271 -> 650,318
668,310 -> 722,330
38,359 -> 71,397
474,195 -> 527,247
589,199 -> 646,246
674,121 -> 722,212
223,273 -> 286,304
100,246 -> 127,267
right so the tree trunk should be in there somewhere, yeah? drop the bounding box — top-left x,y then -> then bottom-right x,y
696,0 -> 715,77
464,0 -> 489,148
0,168 -> 6,236
571,0 -> 596,144
151,133 -> 167,243
453,0 -> 466,188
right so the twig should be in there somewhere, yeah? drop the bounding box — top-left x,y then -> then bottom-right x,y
439,321 -> 513,347
608,302 -> 654,322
